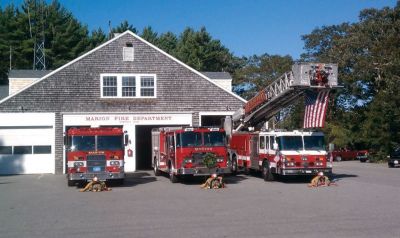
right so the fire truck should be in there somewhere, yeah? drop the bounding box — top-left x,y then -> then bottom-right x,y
225,63 -> 339,180
229,130 -> 332,180
65,127 -> 128,186
151,127 -> 230,183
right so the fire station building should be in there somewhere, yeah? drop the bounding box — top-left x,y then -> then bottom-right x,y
0,31 -> 245,175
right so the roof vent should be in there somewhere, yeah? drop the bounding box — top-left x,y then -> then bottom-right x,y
123,43 -> 134,61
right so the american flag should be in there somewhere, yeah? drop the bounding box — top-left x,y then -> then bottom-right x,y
303,90 -> 330,128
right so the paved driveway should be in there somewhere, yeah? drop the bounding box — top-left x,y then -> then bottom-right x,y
1,161 -> 399,238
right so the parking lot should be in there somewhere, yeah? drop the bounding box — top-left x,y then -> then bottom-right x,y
1,161 -> 399,238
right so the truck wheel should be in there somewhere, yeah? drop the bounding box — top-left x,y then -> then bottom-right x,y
67,180 -> 76,187
153,158 -> 161,176
262,161 -> 274,181
168,162 -> 178,183
231,156 -> 238,175
169,171 -> 178,183
115,179 -> 124,185
335,156 -> 342,162
360,158 -> 366,163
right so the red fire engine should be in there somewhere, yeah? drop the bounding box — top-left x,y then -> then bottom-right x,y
229,130 -> 332,180
65,127 -> 128,186
151,127 -> 230,183
225,63 -> 339,181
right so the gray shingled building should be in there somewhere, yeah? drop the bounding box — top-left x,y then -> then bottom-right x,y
0,31 -> 245,175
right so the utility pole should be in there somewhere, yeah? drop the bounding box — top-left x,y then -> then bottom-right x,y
9,45 -> 12,70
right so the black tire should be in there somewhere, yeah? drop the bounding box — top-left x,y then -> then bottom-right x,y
360,159 -> 366,163
335,156 -> 342,162
153,158 -> 161,176
231,156 -> 238,175
169,171 -> 178,183
168,162 -> 178,183
67,180 -> 76,187
114,179 -> 124,185
388,163 -> 394,168
262,161 -> 274,181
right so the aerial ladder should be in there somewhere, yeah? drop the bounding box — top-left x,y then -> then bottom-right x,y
226,62 -> 339,133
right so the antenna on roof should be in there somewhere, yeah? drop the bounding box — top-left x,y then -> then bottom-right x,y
108,20 -> 112,40
29,0 -> 46,70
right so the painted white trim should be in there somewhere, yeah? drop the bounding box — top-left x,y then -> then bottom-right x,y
0,30 -> 246,105
100,73 -> 157,99
198,111 -> 234,126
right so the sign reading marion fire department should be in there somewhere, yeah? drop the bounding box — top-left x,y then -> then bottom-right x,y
63,113 -> 192,126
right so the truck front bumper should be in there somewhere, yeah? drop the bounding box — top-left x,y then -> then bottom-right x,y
176,167 -> 230,176
68,172 -> 125,181
280,168 -> 332,176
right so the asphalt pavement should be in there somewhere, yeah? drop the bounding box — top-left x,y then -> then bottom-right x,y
0,161 -> 399,238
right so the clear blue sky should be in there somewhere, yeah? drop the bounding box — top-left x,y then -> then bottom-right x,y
2,0 -> 397,59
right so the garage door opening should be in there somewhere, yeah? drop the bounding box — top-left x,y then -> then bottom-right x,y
200,115 -> 226,127
135,125 -> 184,170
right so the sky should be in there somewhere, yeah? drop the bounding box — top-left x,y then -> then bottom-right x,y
1,0 -> 397,59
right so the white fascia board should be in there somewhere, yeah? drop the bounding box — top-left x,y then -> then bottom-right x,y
0,30 -> 246,105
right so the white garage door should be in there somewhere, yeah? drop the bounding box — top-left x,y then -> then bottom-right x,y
0,113 -> 55,174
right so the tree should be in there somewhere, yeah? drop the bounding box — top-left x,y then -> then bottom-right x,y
157,31 -> 178,55
175,27 -> 233,72
111,20 -> 137,36
301,3 -> 400,159
232,54 -> 293,99
141,26 -> 158,45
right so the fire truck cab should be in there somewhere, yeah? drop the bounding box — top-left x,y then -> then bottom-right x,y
65,127 -> 127,186
229,130 -> 332,181
152,127 -> 230,183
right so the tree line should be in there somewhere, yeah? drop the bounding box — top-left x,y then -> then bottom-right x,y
0,0 -> 399,160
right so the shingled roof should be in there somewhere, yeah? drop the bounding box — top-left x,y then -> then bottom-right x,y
201,72 -> 232,80
8,70 -> 53,79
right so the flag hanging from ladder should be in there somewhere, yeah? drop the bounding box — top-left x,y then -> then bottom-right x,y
303,90 -> 330,128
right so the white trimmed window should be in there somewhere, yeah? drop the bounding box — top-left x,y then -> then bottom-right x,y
100,74 -> 156,98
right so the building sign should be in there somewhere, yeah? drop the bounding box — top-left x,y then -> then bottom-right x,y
64,113 -> 192,126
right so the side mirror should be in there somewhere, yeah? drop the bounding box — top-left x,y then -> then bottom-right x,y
124,134 -> 129,146
63,136 -> 66,145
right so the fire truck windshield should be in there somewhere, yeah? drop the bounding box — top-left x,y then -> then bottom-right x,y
204,132 -> 225,146
71,136 -> 95,151
276,136 -> 303,151
177,132 -> 202,147
303,136 -> 325,150
98,136 -> 123,150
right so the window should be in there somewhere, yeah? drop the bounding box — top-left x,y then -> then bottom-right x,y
122,76 -> 136,97
0,146 -> 12,154
102,76 -> 117,97
33,146 -> 51,154
140,76 -> 155,97
259,136 -> 265,150
14,146 -> 32,154
101,74 -> 157,98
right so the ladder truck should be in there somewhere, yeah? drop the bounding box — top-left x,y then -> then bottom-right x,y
226,63 -> 339,181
